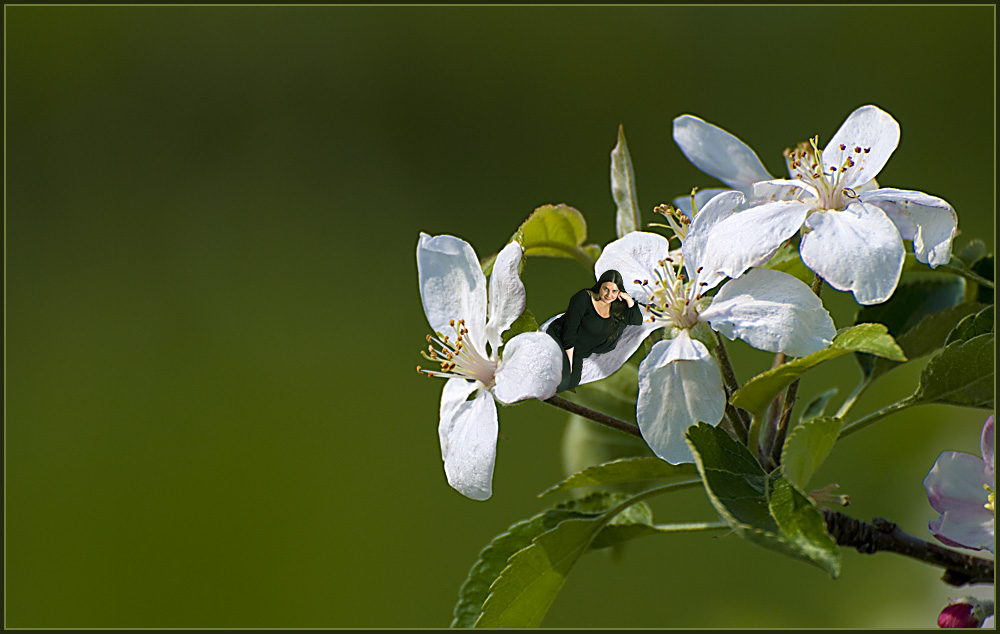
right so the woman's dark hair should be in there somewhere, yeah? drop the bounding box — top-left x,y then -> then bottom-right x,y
588,269 -> 629,352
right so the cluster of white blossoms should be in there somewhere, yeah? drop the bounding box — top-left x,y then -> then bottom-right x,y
417,105 -> 959,499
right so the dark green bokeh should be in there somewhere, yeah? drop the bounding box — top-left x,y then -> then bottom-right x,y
7,5 -> 994,628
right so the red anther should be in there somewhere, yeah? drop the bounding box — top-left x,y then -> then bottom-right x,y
839,144 -> 846,150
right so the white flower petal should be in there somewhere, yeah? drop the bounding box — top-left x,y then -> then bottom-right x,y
636,331 -> 725,464
682,190 -> 745,288
924,451 -> 992,509
579,319 -> 662,385
860,188 -> 957,268
417,233 -> 488,347
439,378 -> 481,456
753,178 -> 817,202
823,105 -> 900,190
690,199 -> 812,283
932,506 -> 995,553
800,202 -> 904,305
673,115 -> 773,194
699,269 -> 836,357
439,387 -> 498,501
485,240 -> 526,352
595,232 -> 673,304
493,332 -> 563,404
672,188 -> 731,218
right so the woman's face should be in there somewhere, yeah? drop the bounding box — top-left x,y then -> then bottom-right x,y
599,281 -> 620,302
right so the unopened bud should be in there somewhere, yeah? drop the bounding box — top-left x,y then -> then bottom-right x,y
938,597 -> 994,628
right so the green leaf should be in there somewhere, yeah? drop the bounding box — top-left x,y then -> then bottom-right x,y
863,302 -> 984,384
780,416 -> 842,490
475,481 -> 709,628
472,490 -> 643,628
854,277 -> 966,380
912,332 -> 995,409
686,423 -> 840,577
798,388 -> 838,425
512,204 -> 601,267
766,477 -> 841,575
540,456 -> 697,498
611,124 -> 641,239
451,492 -> 617,628
474,517 -> 599,628
761,242 -> 814,286
956,239 -> 987,267
945,304 -> 994,346
731,324 -> 905,420
856,276 -> 966,335
500,309 -> 539,346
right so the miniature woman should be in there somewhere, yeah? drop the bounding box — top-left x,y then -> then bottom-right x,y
545,269 -> 643,392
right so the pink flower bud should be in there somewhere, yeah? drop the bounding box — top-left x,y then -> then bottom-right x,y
938,597 -> 994,628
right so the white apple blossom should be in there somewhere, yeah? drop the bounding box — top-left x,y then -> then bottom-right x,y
592,196 -> 836,464
672,106 -> 958,305
417,233 -> 563,500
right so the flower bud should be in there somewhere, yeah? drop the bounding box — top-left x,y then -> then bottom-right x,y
938,597 -> 994,628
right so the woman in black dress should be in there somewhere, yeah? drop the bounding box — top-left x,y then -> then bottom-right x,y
545,269 -> 644,392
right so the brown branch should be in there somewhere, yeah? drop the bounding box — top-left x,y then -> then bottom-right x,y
823,509 -> 995,586
542,395 -> 643,438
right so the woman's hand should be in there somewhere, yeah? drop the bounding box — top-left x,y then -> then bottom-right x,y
619,291 -> 635,307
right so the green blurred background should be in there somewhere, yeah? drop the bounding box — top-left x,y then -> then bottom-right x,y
7,5 -> 994,628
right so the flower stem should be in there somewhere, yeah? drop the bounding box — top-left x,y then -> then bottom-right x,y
838,397 -> 916,439
940,262 -> 995,290
823,509 -> 995,586
767,376 -> 799,470
712,332 -> 750,444
542,395 -> 642,438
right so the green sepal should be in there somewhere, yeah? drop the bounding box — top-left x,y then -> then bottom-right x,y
731,324 -> 905,420
686,423 -> 840,577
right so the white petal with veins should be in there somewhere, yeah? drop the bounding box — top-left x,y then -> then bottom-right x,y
861,187 -> 957,267
636,331 -> 725,464
485,241 -> 527,352
699,269 -> 836,357
417,233 -> 488,348
801,202 -> 904,305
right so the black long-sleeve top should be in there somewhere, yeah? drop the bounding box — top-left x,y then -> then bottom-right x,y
550,289 -> 644,358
